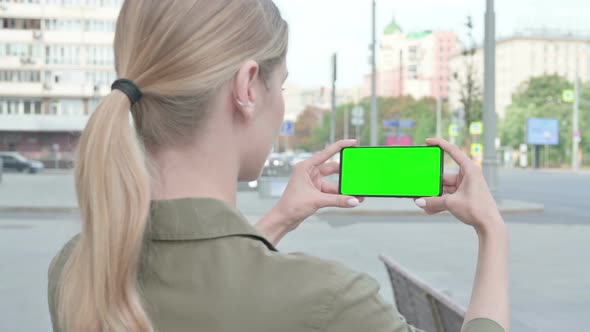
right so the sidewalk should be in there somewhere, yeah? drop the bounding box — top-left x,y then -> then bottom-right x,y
0,173 -> 544,215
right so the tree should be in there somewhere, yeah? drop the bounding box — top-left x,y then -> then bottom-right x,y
452,16 -> 483,152
293,106 -> 328,151
500,75 -> 590,166
307,96 -> 448,149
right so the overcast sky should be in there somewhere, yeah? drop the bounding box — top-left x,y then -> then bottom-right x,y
273,0 -> 590,88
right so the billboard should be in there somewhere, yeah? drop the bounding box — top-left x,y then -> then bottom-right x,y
527,118 -> 559,146
386,135 -> 413,146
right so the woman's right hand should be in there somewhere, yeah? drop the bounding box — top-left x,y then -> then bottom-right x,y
414,138 -> 504,232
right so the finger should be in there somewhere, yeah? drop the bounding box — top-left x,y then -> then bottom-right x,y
425,138 -> 473,169
414,196 -> 448,215
443,185 -> 457,194
443,173 -> 458,186
318,162 -> 340,177
320,181 -> 339,195
309,139 -> 357,166
316,193 -> 360,209
320,182 -> 364,204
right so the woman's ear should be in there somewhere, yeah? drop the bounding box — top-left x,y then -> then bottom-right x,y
233,60 -> 259,119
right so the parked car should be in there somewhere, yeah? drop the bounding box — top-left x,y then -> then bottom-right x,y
262,153 -> 291,177
289,152 -> 314,167
238,180 -> 259,191
0,152 -> 44,174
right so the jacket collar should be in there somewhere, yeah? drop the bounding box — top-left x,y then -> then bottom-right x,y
148,197 -> 277,252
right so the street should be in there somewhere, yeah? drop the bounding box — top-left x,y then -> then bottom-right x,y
0,169 -> 589,331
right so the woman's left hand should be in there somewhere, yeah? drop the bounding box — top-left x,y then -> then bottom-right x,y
256,140 -> 364,246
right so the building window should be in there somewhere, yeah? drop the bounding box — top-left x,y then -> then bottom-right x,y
60,99 -> 84,116
47,99 -> 83,116
88,98 -> 101,114
87,47 -> 115,67
44,19 -> 82,31
0,43 -> 42,59
0,70 -> 41,83
45,45 -> 81,65
23,101 -> 32,115
86,46 -> 114,66
409,46 -> 418,61
408,65 -> 418,79
38,0 -> 123,8
86,71 -> 116,86
0,98 -> 40,115
49,100 -> 60,115
45,71 -> 86,85
0,18 -> 41,30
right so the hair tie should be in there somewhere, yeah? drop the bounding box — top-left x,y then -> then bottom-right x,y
111,79 -> 143,106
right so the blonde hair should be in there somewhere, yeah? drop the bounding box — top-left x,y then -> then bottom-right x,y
58,1 -> 288,331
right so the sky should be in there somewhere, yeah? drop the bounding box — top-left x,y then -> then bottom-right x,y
273,0 -> 590,89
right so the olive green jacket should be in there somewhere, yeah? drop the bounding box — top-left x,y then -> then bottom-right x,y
48,198 -> 504,332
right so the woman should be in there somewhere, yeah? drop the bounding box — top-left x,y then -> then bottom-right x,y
48,1 -> 509,331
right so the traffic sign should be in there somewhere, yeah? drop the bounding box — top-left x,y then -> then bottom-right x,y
352,106 -> 365,118
351,117 -> 364,126
383,119 -> 416,129
448,124 -> 459,137
563,90 -> 574,103
469,122 -> 483,136
280,121 -> 295,136
471,143 -> 483,157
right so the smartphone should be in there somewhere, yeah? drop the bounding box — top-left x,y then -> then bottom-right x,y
339,146 -> 444,198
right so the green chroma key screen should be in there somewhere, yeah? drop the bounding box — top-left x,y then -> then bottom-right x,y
339,146 -> 443,198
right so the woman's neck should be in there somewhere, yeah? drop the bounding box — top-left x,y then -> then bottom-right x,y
149,142 -> 239,207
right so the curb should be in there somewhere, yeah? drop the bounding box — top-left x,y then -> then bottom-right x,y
317,204 -> 545,217
0,202 -> 545,216
0,207 -> 79,214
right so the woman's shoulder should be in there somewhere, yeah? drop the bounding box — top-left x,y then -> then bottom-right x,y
48,234 -> 81,282
256,246 -> 380,302
254,249 -> 395,330
47,234 -> 81,332
272,251 -> 365,283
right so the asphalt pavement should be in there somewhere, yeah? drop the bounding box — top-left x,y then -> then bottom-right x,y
1,168 -> 589,331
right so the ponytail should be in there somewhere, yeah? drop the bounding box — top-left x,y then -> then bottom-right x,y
55,0 -> 289,329
58,91 -> 154,332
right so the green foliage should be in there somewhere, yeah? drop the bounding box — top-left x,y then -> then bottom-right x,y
298,96 -> 449,150
500,75 -> 590,166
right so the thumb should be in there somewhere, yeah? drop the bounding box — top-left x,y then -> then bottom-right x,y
317,193 -> 361,209
415,196 -> 447,215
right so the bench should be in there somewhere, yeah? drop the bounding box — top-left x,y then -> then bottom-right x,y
379,255 -> 466,332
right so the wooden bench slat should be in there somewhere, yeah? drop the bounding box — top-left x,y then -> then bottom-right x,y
379,255 -> 466,332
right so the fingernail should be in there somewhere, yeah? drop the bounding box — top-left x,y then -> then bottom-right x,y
415,199 -> 426,208
347,198 -> 360,207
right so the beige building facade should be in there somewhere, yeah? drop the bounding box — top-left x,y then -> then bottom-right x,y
449,33 -> 590,118
364,19 -> 458,100
283,82 -> 363,122
0,0 -> 122,159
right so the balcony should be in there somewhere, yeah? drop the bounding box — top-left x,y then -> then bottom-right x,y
0,82 -> 109,98
0,3 -> 119,20
0,114 -> 89,132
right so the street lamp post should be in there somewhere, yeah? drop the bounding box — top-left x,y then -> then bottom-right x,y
436,97 -> 442,138
344,97 -> 350,140
572,58 -> 580,172
330,53 -> 337,145
370,0 -> 378,146
483,0 -> 499,197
